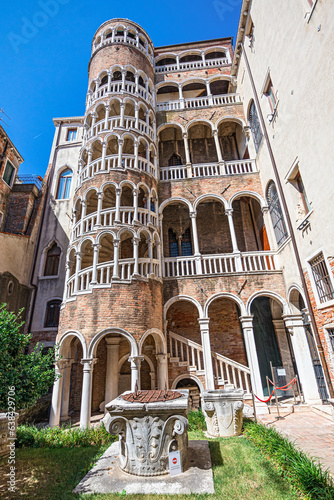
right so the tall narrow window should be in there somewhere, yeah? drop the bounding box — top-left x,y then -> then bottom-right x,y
309,253 -> 334,304
66,129 -> 77,141
266,181 -> 288,246
44,300 -> 61,327
3,160 -> 15,187
248,100 -> 263,152
264,78 -> 277,112
181,227 -> 192,256
168,229 -> 179,257
328,328 -> 334,353
44,243 -> 61,276
56,168 -> 72,199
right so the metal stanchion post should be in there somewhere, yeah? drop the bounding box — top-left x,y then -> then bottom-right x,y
251,391 -> 257,422
270,361 -> 282,419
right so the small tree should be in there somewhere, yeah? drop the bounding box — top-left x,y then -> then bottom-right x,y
0,304 -> 58,412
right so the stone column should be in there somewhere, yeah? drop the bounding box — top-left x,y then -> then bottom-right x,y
148,238 -> 153,274
104,337 -> 121,408
101,141 -> 107,171
135,103 -> 139,128
226,209 -> 242,271
183,132 -> 192,177
133,237 -> 140,276
123,28 -> 128,43
111,28 -> 115,43
190,212 -> 202,275
134,140 -> 139,169
135,75 -> 139,94
115,188 -> 121,223
91,112 -> 97,134
96,191 -> 103,227
157,241 -> 162,278
206,80 -> 213,105
63,263 -> 71,301
121,69 -> 126,91
107,71 -> 112,93
80,201 -> 87,236
112,238 -> 120,279
178,83 -> 185,109
60,359 -> 74,422
239,316 -> 266,406
118,139 -> 124,168
147,194 -> 152,225
86,148 -> 93,177
74,252 -> 82,294
201,51 -> 206,66
91,243 -> 100,285
104,104 -> 110,129
49,360 -> 66,427
133,189 -> 139,222
80,358 -> 97,429
198,318 -> 215,390
129,356 -> 144,391
176,54 -> 180,70
156,353 -> 168,389
283,314 -> 322,405
213,129 -> 224,164
120,102 -> 125,128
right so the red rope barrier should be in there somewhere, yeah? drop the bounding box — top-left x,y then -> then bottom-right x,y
254,389 -> 275,403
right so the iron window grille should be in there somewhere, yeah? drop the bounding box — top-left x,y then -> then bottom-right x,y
309,253 -> 334,304
249,100 -> 263,152
266,181 -> 288,246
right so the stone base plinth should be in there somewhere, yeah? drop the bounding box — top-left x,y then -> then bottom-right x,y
203,386 -> 244,437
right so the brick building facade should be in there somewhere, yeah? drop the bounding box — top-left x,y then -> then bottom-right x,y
6,12 -> 329,427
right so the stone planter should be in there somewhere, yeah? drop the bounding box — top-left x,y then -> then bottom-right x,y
203,386 -> 244,437
104,389 -> 189,476
0,412 -> 19,457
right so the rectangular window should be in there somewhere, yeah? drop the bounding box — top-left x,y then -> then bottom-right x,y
66,128 -> 77,141
328,328 -> 334,353
309,253 -> 334,304
3,160 -> 15,187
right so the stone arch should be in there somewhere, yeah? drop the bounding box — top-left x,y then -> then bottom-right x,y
228,190 -> 266,210
159,197 -> 193,214
204,292 -> 247,317
194,193 -> 228,211
171,374 -> 205,393
58,330 -> 88,358
139,328 -> 167,355
246,290 -> 290,316
87,327 -> 138,358
164,295 -> 204,321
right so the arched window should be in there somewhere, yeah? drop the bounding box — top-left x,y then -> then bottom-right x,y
44,243 -> 61,276
56,168 -> 72,199
99,75 -> 108,87
44,300 -> 61,328
168,154 -> 182,166
266,181 -> 288,246
249,100 -> 263,152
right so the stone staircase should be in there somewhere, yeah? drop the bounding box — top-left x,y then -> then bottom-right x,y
168,331 -> 252,397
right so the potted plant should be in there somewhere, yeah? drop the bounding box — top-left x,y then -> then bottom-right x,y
0,304 -> 58,456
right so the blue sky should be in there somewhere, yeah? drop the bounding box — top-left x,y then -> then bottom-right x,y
0,0 -> 242,176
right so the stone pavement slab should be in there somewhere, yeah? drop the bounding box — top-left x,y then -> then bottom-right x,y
74,440 -> 215,495
259,410 -> 334,475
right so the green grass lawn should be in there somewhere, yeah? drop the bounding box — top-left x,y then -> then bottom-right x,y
0,430 -> 297,500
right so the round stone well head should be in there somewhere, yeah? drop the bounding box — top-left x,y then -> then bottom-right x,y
103,389 -> 189,476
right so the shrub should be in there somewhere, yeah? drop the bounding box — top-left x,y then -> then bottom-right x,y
188,408 -> 207,431
243,418 -> 334,500
0,304 -> 57,411
16,423 -> 116,448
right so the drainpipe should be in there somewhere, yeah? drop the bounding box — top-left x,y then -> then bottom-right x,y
241,45 -> 334,399
27,121 -> 63,335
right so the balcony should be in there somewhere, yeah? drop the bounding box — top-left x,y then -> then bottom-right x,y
163,251 -> 278,278
160,159 -> 257,182
156,93 -> 241,112
155,57 -> 230,74
67,258 -> 160,297
72,207 -> 158,240
79,154 -> 156,185
87,81 -> 154,108
86,116 -> 155,142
